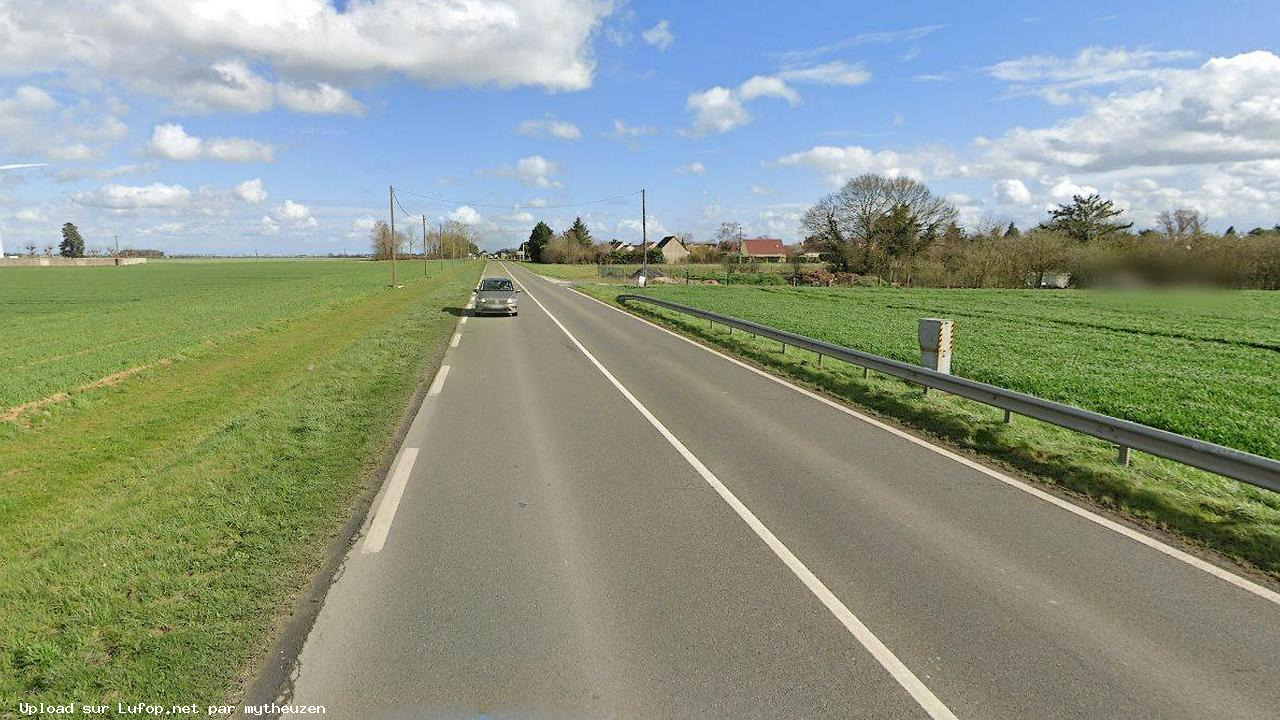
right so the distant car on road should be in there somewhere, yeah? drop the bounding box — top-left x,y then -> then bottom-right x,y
473,277 -> 519,316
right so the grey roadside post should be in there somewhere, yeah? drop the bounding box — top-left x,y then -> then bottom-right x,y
918,318 -> 954,395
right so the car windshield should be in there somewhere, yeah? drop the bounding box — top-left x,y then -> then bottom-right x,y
480,278 -> 514,291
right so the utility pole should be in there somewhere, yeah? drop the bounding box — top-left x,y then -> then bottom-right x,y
641,188 -> 648,281
422,215 -> 429,276
389,185 -> 397,287
113,234 -> 119,257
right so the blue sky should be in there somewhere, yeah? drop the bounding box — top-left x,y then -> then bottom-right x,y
2,0 -> 1279,254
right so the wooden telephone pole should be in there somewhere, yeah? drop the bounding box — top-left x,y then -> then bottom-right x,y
389,185 -> 397,287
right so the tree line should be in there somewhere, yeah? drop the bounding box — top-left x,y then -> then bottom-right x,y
14,222 -> 162,258
800,173 -> 1280,289
369,220 -> 480,260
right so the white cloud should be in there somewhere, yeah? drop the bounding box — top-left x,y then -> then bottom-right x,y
981,51 -> 1280,176
606,118 -> 658,141
149,124 -> 275,163
73,182 -> 193,209
774,25 -> 946,66
497,155 -> 561,188
675,161 -> 706,176
233,179 -> 268,204
448,205 -> 482,224
508,211 -> 535,223
642,19 -> 674,51
14,207 -> 47,223
993,178 -> 1032,205
738,76 -> 799,105
775,145 -> 935,185
517,116 -> 582,140
263,199 -> 317,233
0,84 -> 127,161
277,82 -> 365,116
988,47 -> 1195,85
0,1 -> 612,114
778,61 -> 872,86
684,87 -> 750,137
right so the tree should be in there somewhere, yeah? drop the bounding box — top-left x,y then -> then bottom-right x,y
1005,222 -> 1021,238
872,204 -> 923,284
527,221 -> 553,262
429,221 -> 481,259
369,220 -> 409,260
800,173 -> 958,273
566,216 -> 592,246
24,240 -> 37,256
1039,193 -> 1132,244
1155,208 -> 1207,244
1224,226 -> 1236,237
59,222 -> 85,258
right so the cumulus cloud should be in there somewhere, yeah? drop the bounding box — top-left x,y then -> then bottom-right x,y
262,199 -> 317,233
448,205 -> 482,224
233,178 -> 268,204
684,87 -> 750,137
73,182 -> 193,209
517,116 -> 582,140
993,178 -> 1032,205
642,20 -> 674,51
775,145 -> 937,185
497,155 -> 561,188
0,84 -> 127,161
0,1 -> 612,114
675,162 -> 706,175
981,51 -> 1280,176
149,124 -> 275,163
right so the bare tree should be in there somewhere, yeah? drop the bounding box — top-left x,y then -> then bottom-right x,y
369,220 -> 409,260
1155,208 -> 1207,245
713,221 -> 742,250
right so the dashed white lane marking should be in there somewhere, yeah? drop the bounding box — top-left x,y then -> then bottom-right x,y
361,447 -> 420,554
545,267 -> 1280,609
428,365 -> 450,396
450,333 -> 461,348
503,263 -> 958,720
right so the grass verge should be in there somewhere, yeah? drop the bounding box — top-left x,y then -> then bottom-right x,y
576,282 -> 1280,580
0,262 -> 481,716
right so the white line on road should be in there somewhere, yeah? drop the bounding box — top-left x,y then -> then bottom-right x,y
503,264 -> 958,720
450,332 -> 461,348
549,268 -> 1280,609
428,365 -> 450,396
361,447 -> 420,554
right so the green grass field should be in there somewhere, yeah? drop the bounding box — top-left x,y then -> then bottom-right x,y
568,279 -> 1280,576
0,259 -> 480,714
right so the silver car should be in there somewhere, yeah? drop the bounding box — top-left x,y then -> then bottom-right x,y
473,276 -> 519,316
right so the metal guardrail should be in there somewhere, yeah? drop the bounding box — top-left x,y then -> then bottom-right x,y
617,294 -> 1280,492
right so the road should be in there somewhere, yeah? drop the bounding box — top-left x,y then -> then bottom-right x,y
286,262 -> 1280,719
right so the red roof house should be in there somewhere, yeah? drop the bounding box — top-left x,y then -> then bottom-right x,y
738,237 -> 787,261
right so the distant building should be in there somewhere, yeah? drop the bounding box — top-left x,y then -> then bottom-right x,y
738,237 -> 787,262
653,235 -> 690,263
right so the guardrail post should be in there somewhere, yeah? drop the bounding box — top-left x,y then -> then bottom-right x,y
863,366 -> 869,379
1004,409 -> 1013,424
817,353 -> 823,367
1118,445 -> 1131,466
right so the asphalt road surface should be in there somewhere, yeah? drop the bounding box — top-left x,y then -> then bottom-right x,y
287,262 -> 1280,719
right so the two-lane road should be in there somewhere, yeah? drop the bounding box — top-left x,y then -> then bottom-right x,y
286,262 -> 1279,718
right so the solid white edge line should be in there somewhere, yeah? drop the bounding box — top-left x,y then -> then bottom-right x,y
428,364 -> 450,396
502,264 -> 958,720
527,266 -> 1280,608
361,447 -> 420,554
450,332 -> 461,348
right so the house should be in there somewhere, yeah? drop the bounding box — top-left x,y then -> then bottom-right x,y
653,235 -> 690,263
739,237 -> 787,262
